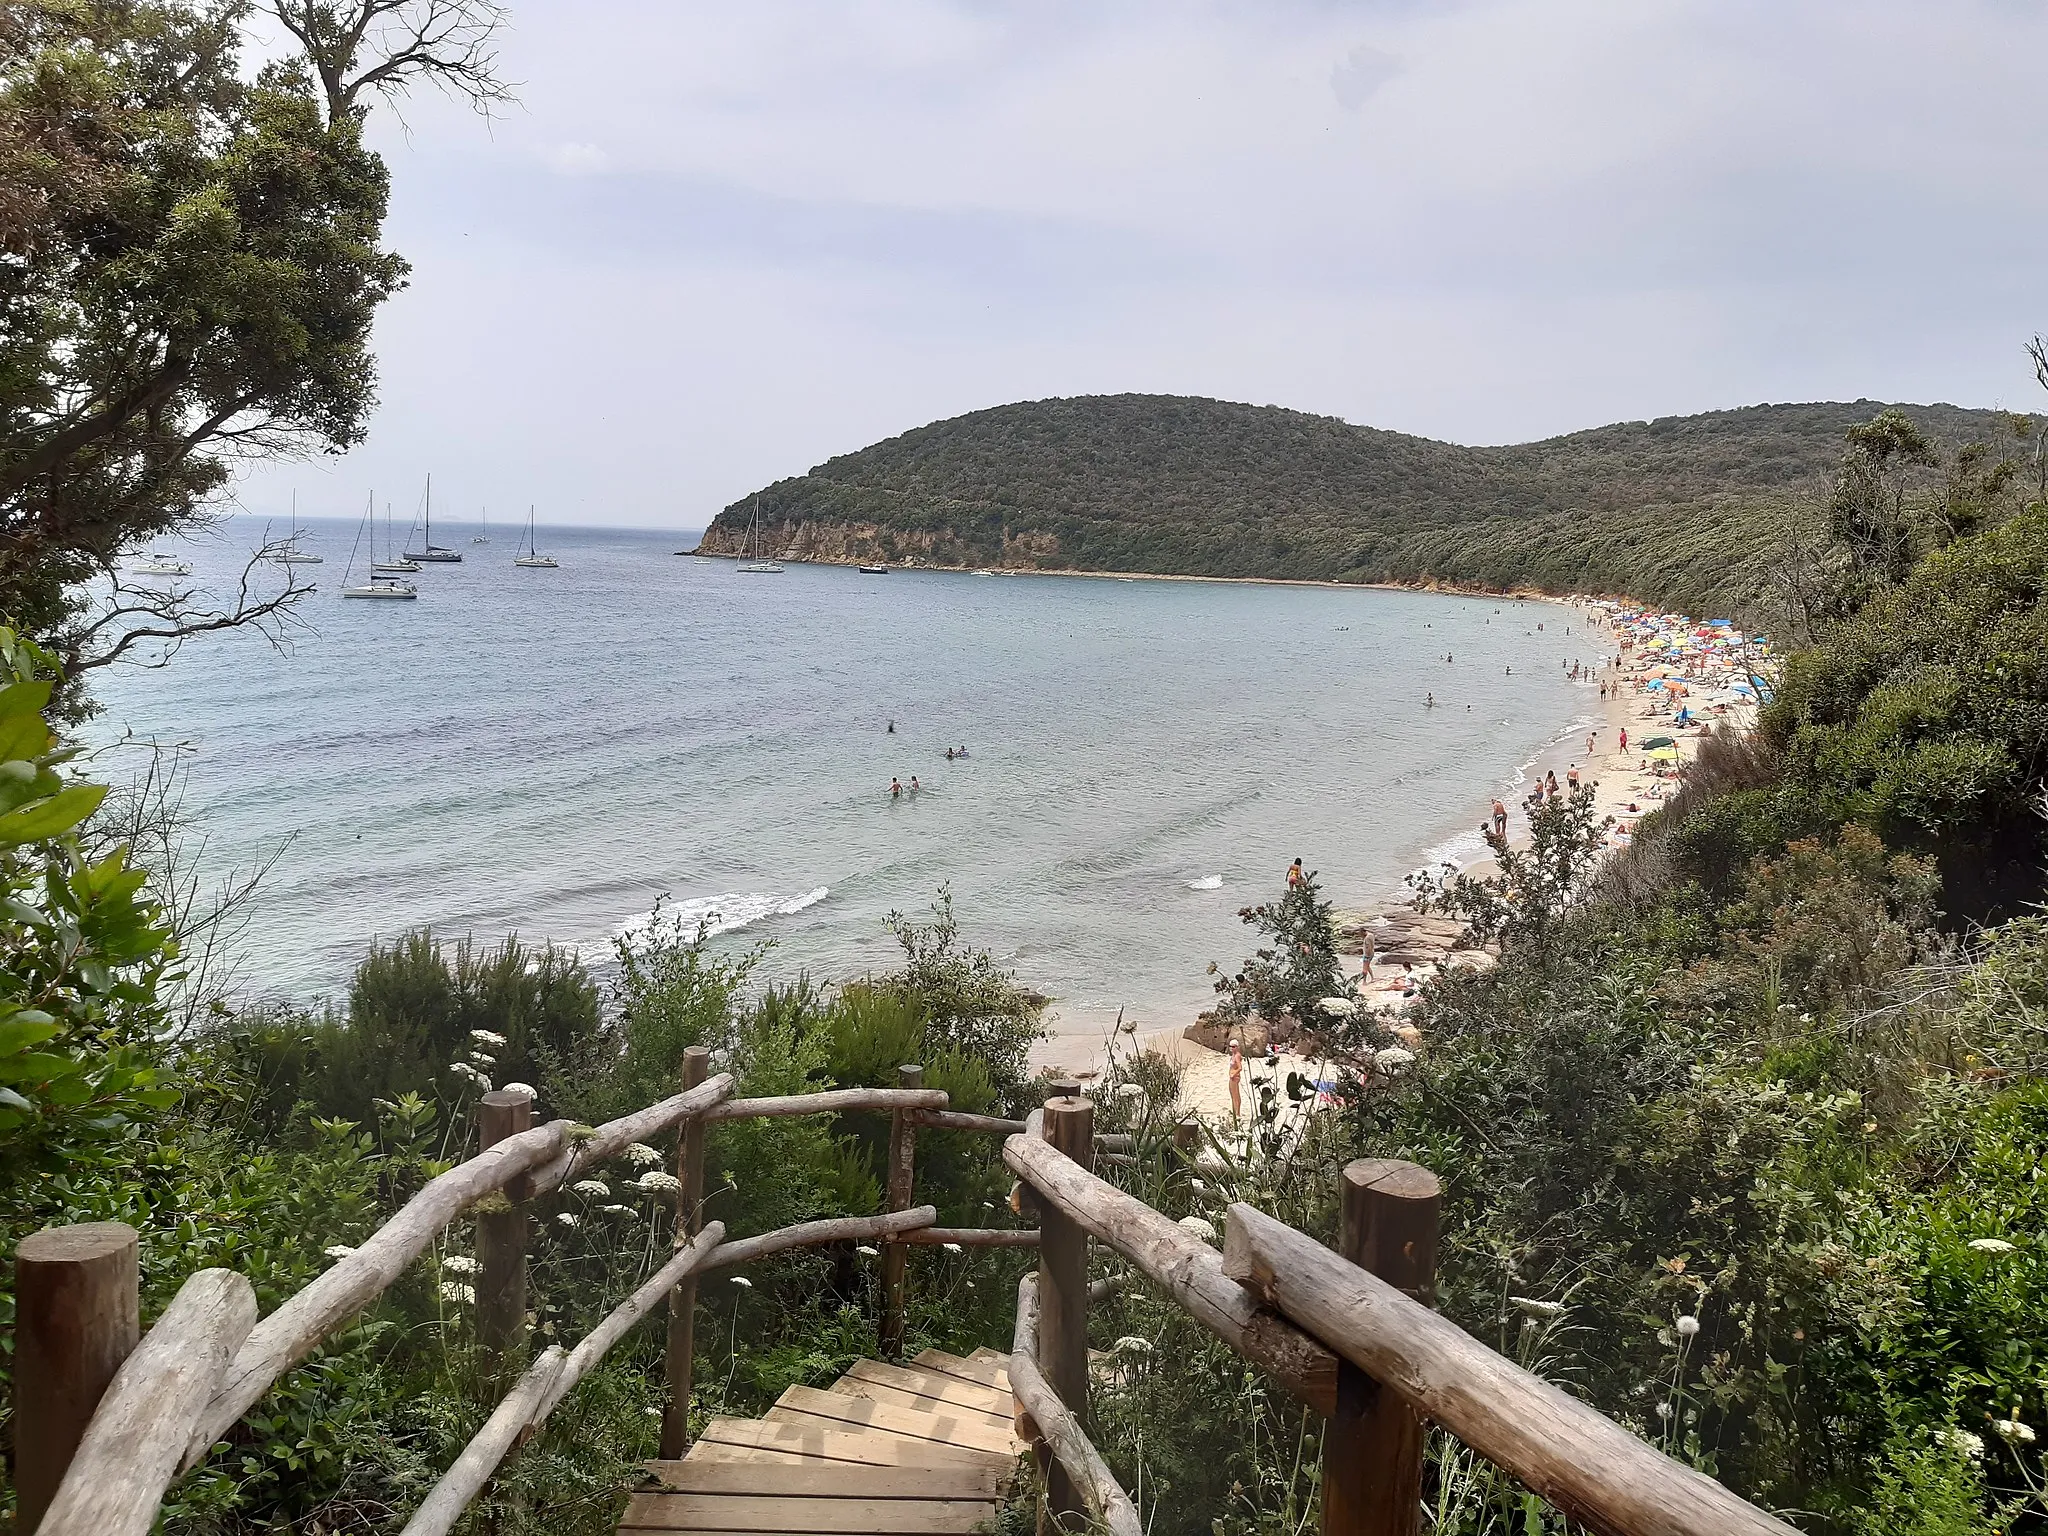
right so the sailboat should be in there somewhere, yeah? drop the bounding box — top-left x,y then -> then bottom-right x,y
404,475 -> 463,562
472,507 -> 490,545
736,497 -> 783,574
129,551 -> 193,575
273,492 -> 324,563
372,499 -> 419,573
513,506 -> 558,568
341,495 -> 416,599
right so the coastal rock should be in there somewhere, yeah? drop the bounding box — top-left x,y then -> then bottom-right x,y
1183,1013 -> 1269,1054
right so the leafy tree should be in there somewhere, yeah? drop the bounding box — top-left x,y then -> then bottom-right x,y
1209,867 -> 1346,1035
879,886 -> 1041,1112
0,0 -> 508,697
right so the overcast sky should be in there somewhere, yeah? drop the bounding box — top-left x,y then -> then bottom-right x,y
240,1 -> 2048,531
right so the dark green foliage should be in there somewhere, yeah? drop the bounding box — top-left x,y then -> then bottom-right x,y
0,1 -> 408,666
1209,867 -> 1346,1032
700,395 -> 2023,622
1763,505 -> 2048,917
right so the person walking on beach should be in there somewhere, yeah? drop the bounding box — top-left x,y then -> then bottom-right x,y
1228,1036 -> 1244,1121
1619,726 -> 1629,752
1287,858 -> 1305,888
1491,798 -> 1508,838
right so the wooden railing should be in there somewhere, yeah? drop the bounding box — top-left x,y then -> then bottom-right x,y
14,1070 -> 1803,1536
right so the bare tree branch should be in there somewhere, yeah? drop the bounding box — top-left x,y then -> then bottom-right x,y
269,0 -> 514,124
65,533 -> 318,676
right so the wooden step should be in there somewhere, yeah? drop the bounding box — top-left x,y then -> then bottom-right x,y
685,1418 -> 1002,1471
910,1349 -> 1010,1394
646,1459 -> 1002,1500
768,1385 -> 1021,1456
620,1490 -> 996,1532
829,1361 -> 1014,1424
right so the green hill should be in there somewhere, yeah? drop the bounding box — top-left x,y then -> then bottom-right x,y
695,395 -> 2015,618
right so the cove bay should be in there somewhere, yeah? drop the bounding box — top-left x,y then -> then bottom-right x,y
91,517 -> 1599,1039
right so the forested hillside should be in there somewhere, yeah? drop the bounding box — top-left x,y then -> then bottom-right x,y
696,396 -> 2020,618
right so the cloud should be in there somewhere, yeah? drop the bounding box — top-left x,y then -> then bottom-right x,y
1330,43 -> 1403,109
542,141 -> 611,176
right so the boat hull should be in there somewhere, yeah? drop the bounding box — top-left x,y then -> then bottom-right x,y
343,582 -> 417,599
514,557 -> 558,568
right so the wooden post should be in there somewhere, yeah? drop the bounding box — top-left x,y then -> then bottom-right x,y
475,1090 -> 532,1367
1322,1158 -> 1439,1536
1038,1093 -> 1095,1534
660,1045 -> 712,1459
878,1063 -> 923,1361
15,1222 -> 141,1535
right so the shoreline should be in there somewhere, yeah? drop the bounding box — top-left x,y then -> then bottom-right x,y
1033,595 -> 1766,1087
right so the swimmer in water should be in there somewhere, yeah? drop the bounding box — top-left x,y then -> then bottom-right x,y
1426,693 -> 1436,708
910,775 -> 920,794
890,778 -> 901,799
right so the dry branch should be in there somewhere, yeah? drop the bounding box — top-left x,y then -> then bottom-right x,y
1010,1275 -> 1141,1536
704,1087 -> 948,1122
39,1269 -> 256,1536
700,1207 -> 939,1272
897,1227 -> 1040,1248
1003,1132 -> 1338,1414
186,1121 -> 566,1464
398,1349 -> 567,1536
1223,1203 -> 1801,1536
530,1075 -> 735,1194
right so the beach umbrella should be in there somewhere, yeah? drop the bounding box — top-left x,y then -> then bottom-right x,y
1640,735 -> 1676,749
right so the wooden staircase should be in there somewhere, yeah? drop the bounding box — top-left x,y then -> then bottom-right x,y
624,1349 -> 1022,1534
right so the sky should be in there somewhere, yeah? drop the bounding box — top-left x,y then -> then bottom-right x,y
239,0 -> 2048,531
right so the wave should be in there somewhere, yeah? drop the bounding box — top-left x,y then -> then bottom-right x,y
612,886 -> 830,949
1187,874 -> 1223,890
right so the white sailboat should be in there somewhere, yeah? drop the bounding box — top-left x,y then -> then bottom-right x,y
341,495 -> 416,599
513,506 -> 558,568
736,497 -> 783,574
372,499 -> 419,573
129,551 -> 193,575
273,492 -> 324,563
404,475 -> 462,562
473,507 -> 489,544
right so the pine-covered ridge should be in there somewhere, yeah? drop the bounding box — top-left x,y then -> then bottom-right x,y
694,394 -> 2016,618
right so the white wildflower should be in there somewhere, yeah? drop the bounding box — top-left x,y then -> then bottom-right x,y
1941,1428 -> 1986,1462
634,1171 -> 682,1195
323,1244 -> 356,1260
471,1029 -> 507,1046
1318,996 -> 1358,1017
601,1204 -> 632,1215
469,1053 -> 496,1068
943,1242 -> 963,1254
556,1212 -> 581,1229
730,1275 -> 753,1288
1115,1082 -> 1146,1099
1112,1336 -> 1154,1354
1189,1178 -> 1206,1192
1177,1215 -> 1217,1242
440,1254 -> 480,1275
643,1406 -> 662,1417
1675,1316 -> 1701,1338
1995,1416 -> 2037,1445
624,1142 -> 663,1167
1509,1296 -> 1564,1320
1373,1047 -> 1416,1071
1655,1401 -> 1673,1420
572,1179 -> 611,1199
856,1245 -> 879,1258
438,1281 -> 475,1304
501,1082 -> 537,1101
1969,1238 -> 2016,1255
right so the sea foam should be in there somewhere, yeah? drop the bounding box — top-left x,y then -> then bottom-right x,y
613,887 -> 830,949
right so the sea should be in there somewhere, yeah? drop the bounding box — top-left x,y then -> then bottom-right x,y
87,517 -> 1604,1045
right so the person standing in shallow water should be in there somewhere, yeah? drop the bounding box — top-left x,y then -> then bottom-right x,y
890,778 -> 901,799
1286,858 -> 1304,888
1491,798 -> 1508,838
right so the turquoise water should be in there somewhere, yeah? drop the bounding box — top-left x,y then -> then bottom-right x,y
89,518 -> 1600,1040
